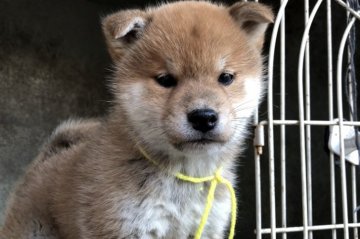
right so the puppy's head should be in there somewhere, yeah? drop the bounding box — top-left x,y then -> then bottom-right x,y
103,1 -> 273,156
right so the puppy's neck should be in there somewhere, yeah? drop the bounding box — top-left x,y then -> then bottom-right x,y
137,143 -> 237,178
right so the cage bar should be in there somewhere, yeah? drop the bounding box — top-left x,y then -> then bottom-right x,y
254,0 -> 360,238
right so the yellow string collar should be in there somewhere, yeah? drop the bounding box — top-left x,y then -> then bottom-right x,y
137,147 -> 237,239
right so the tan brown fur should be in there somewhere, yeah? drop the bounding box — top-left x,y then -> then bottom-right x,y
1,1 -> 273,238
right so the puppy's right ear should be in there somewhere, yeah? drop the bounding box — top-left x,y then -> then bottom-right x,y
229,2 -> 274,49
102,10 -> 148,61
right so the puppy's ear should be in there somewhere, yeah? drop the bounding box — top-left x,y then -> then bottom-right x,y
229,2 -> 274,49
102,10 -> 149,61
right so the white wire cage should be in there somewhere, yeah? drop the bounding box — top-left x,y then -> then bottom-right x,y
252,0 -> 360,239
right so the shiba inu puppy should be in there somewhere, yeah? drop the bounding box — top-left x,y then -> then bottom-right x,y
1,1 -> 273,238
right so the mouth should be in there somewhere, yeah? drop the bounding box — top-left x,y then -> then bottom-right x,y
173,138 -> 225,150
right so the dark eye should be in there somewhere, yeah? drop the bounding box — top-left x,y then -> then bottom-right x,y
218,73 -> 234,86
155,74 -> 177,88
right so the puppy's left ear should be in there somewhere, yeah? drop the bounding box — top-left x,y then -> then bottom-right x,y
229,2 -> 274,49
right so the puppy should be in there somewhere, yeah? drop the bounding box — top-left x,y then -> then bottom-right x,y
1,1 -> 273,238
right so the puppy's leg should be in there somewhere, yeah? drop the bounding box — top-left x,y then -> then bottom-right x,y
1,119 -> 101,239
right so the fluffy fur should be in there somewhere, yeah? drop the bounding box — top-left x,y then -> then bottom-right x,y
1,1 -> 273,238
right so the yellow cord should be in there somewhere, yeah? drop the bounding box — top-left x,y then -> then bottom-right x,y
137,146 -> 237,239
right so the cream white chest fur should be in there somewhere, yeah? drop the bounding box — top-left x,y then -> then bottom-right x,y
112,170 -> 231,239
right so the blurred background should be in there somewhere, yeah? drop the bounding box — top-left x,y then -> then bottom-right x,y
0,0 -> 359,238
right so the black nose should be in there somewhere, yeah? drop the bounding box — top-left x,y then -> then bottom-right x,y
187,109 -> 218,133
